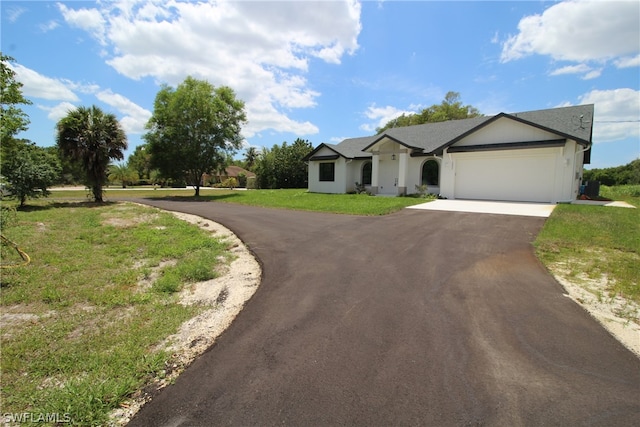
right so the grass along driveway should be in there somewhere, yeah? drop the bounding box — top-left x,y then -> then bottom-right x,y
0,201 -> 259,426
535,185 -> 640,356
50,187 -> 432,215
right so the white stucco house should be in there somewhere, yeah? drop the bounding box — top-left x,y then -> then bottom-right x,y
304,104 -> 594,203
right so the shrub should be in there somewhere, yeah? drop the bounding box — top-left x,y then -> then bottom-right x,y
221,177 -> 237,189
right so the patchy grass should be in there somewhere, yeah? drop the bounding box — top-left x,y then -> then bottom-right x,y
51,187 -> 430,215
535,192 -> 640,306
0,201 -> 231,426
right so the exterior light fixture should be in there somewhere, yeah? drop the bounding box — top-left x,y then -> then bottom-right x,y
391,154 -> 396,160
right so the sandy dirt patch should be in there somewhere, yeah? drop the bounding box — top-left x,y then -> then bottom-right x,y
549,264 -> 639,358
109,211 -> 261,426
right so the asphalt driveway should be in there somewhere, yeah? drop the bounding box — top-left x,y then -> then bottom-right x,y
127,199 -> 640,426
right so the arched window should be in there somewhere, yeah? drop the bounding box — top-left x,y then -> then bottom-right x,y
362,161 -> 372,186
421,160 -> 439,186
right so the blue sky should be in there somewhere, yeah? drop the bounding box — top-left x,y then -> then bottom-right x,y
2,0 -> 639,169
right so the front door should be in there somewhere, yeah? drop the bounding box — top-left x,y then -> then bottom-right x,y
378,154 -> 399,195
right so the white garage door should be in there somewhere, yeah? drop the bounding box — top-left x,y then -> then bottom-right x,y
453,149 -> 557,203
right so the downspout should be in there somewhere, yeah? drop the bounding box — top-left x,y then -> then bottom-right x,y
574,142 -> 591,199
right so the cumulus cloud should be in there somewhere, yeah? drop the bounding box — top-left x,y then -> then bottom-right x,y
243,95 -> 319,138
95,90 -> 152,134
502,1 -> 639,63
58,3 -> 107,45
615,54 -> 640,69
549,64 -> 602,80
57,0 -> 362,137
564,88 -> 640,143
39,102 -> 78,122
9,63 -> 79,101
501,0 -> 639,81
360,104 -> 419,133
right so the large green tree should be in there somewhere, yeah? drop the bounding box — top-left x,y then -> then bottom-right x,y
2,143 -> 61,207
254,138 -> 313,189
376,91 -> 482,133
56,105 -> 128,202
127,144 -> 153,181
144,76 -> 247,196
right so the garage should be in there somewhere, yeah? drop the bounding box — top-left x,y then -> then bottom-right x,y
452,148 -> 558,203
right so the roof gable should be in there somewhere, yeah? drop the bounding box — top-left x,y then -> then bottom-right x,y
443,105 -> 593,151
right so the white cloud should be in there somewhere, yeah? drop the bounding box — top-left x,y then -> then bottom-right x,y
9,64 -> 79,101
243,96 -> 319,138
95,90 -> 152,134
6,6 -> 26,23
360,104 -> 418,133
550,64 -> 591,76
58,3 -> 107,45
582,69 -> 602,80
571,88 -> 640,143
39,20 -> 59,32
57,0 -> 362,137
549,64 -> 602,80
615,54 -> 640,68
39,102 -> 77,122
501,0 -> 639,64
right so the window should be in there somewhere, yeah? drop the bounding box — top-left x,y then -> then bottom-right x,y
319,162 -> 335,182
362,162 -> 372,186
421,160 -> 439,186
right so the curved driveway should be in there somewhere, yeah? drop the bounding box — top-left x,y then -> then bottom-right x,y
128,199 -> 640,426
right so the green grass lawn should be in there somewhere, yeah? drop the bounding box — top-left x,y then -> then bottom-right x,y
535,185 -> 640,305
52,187 -> 431,215
1,201 -> 232,425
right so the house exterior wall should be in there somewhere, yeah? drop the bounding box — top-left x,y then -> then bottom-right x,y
308,158 -> 345,193
405,156 -> 442,195
454,117 -> 560,146
346,159 -> 370,192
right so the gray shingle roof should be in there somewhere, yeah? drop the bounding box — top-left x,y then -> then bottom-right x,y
382,115 -> 491,153
511,104 -> 593,144
322,104 -> 594,159
332,136 -> 377,158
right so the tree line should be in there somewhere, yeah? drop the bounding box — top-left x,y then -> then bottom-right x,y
583,159 -> 640,186
11,51 -> 627,208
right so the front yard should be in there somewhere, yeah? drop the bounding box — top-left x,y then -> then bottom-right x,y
1,185 -> 637,424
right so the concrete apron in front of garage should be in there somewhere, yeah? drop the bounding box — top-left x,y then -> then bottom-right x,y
407,199 -> 557,217
408,198 -> 636,217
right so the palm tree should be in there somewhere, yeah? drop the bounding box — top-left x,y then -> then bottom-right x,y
108,162 -> 138,188
56,106 -> 127,202
244,147 -> 258,171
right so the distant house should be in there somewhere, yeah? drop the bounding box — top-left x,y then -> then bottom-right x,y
304,104 -> 593,203
203,166 -> 256,187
